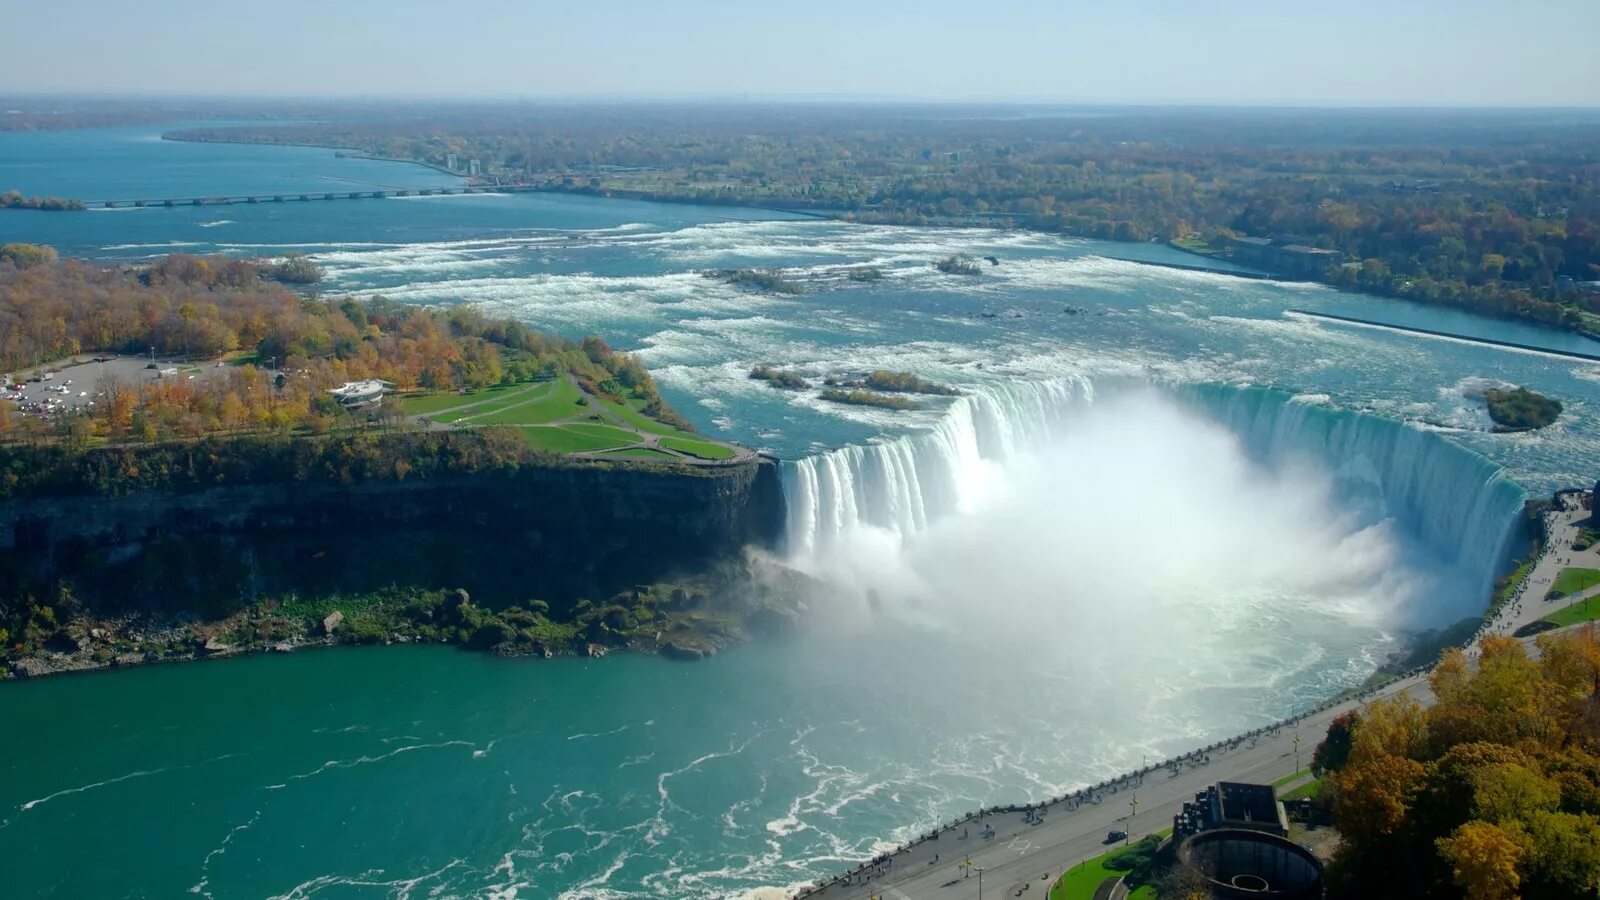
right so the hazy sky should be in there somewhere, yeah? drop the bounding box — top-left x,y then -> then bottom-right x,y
5,0 -> 1598,106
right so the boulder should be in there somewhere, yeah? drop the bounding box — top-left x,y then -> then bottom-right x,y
585,643 -> 608,658
322,611 -> 344,635
748,605 -> 801,637
661,640 -> 710,661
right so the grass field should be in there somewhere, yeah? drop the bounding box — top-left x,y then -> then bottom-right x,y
1047,840 -> 1162,900
517,426 -> 633,454
404,377 -> 745,462
659,436 -> 738,460
401,384 -> 522,416
1544,596 -> 1600,628
1280,777 -> 1323,801
1551,567 -> 1600,598
597,447 -> 679,461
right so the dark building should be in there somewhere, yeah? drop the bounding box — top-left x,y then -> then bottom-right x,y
1174,781 -> 1289,839
1228,235 -> 1343,278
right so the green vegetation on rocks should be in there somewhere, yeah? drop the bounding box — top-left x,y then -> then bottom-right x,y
712,268 -> 804,294
820,388 -> 919,410
1483,386 -> 1563,431
862,369 -> 960,395
934,254 -> 983,275
749,365 -> 810,390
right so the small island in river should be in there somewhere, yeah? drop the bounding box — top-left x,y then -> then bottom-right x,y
1482,385 -> 1562,431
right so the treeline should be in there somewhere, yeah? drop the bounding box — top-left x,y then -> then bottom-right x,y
0,191 -> 84,211
0,249 -> 688,444
169,105 -> 1600,330
1317,631 -> 1600,899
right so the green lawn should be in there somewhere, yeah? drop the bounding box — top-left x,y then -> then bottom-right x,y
438,383 -> 554,423
560,423 -> 643,444
597,447 -> 679,461
1048,854 -> 1157,900
659,436 -> 738,460
1544,596 -> 1600,628
518,426 -> 635,454
1551,567 -> 1600,598
402,384 -> 521,416
408,377 -> 743,462
1281,777 -> 1323,801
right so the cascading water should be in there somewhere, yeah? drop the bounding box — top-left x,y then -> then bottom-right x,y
1174,383 -> 1528,601
783,378 -> 1527,618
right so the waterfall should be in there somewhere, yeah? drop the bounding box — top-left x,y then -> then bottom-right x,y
1174,383 -> 1528,598
783,378 -> 1527,604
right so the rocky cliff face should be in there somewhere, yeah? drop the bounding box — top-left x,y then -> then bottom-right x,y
0,447 -> 785,618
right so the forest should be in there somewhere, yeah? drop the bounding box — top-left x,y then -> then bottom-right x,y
0,246 -> 688,445
166,104 -> 1600,331
1316,630 -> 1600,899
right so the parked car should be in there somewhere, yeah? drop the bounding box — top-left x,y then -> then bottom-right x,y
1104,829 -> 1128,844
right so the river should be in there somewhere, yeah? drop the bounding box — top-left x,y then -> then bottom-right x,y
0,124 -> 1596,899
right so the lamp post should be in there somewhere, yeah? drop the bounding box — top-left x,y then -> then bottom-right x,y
1128,792 -> 1138,845
1293,731 -> 1302,775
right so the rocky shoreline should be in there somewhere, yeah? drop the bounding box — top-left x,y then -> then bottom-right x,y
5,552 -> 814,681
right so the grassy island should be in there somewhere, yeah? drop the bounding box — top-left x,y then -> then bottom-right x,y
862,369 -> 960,395
711,268 -> 805,295
934,254 -> 984,276
749,364 -> 810,390
1483,386 -> 1562,431
820,388 -> 919,410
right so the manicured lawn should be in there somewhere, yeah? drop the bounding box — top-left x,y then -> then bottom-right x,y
1281,777 -> 1323,801
598,447 -> 679,461
1047,831 -> 1169,900
437,383 -> 552,423
599,396 -> 686,436
1551,568 -> 1600,598
1048,855 -> 1156,900
402,384 -> 520,416
1544,597 -> 1600,628
560,423 -> 642,444
659,436 -> 737,460
518,426 -> 635,454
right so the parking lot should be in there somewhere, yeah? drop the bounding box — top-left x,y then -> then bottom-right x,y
5,354 -> 208,417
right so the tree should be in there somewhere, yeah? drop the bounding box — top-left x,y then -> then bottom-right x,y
1436,821 -> 1524,900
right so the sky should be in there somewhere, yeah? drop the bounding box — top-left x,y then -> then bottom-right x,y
4,0 -> 1598,106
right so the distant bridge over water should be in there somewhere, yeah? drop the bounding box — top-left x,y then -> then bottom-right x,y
90,185 -> 542,209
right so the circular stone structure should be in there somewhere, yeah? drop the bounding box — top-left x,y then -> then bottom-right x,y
1177,829 -> 1323,900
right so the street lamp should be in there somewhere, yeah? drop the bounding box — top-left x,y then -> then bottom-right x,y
1128,792 -> 1138,845
1293,732 -> 1302,775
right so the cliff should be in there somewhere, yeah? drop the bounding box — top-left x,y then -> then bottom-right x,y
0,431 -> 785,623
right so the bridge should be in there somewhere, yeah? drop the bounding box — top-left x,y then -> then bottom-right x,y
90,185 -> 541,209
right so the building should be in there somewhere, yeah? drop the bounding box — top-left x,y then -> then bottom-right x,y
445,153 -> 458,171
1174,781 -> 1288,838
468,158 -> 482,177
327,379 -> 394,410
1228,235 -> 1343,278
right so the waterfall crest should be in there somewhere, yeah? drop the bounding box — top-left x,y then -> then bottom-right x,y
783,379 -> 1526,603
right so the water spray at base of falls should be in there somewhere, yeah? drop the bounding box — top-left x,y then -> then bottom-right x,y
781,379 -> 1526,641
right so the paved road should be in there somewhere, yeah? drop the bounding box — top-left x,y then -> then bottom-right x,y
799,669 -> 1435,900
798,498 -> 1598,900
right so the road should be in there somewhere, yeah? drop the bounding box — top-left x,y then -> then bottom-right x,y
798,669 -> 1435,900
798,497 -> 1598,900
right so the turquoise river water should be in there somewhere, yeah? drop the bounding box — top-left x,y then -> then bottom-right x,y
1,124 -> 1597,898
